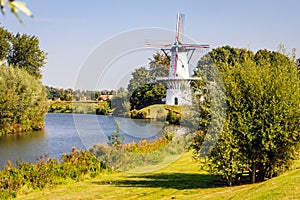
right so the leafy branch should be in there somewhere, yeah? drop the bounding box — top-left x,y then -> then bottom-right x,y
0,0 -> 32,24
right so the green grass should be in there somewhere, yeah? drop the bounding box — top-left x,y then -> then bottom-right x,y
16,152 -> 300,200
138,104 -> 182,119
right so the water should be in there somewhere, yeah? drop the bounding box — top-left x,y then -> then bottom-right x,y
0,113 -> 165,168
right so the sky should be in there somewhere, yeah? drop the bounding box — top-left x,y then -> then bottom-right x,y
1,0 -> 300,90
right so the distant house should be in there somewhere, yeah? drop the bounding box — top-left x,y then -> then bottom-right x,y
99,95 -> 113,101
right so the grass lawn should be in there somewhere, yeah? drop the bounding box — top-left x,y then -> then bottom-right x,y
16,152 -> 300,200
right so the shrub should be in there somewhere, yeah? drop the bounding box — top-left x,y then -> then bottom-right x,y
108,121 -> 125,147
0,148 -> 109,199
0,65 -> 48,135
95,101 -> 112,115
130,109 -> 147,119
166,110 -> 181,125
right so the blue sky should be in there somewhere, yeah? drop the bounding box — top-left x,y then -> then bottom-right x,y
1,0 -> 300,90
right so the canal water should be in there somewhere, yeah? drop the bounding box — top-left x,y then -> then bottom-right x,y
0,113 -> 165,168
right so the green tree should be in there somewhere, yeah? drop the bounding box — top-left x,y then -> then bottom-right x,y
149,52 -> 170,78
127,53 -> 169,94
129,83 -> 166,110
108,121 -> 124,147
0,65 -> 48,135
111,91 -> 130,117
0,27 -> 11,62
127,53 -> 169,110
95,101 -> 111,115
45,86 -> 61,100
94,91 -> 100,100
127,67 -> 151,94
193,46 -> 300,185
7,33 -> 47,79
65,93 -> 73,101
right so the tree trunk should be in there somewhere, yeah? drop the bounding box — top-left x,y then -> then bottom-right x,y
251,162 -> 256,183
228,176 -> 233,186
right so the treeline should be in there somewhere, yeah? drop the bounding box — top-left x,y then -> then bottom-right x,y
46,87 -> 122,115
46,53 -> 170,118
48,101 -> 112,115
0,27 -> 48,135
45,86 -> 117,101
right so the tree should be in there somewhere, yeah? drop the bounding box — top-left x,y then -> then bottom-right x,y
127,53 -> 169,94
94,91 -> 100,100
117,87 -> 126,94
3,31 -> 47,79
110,90 -> 117,95
193,46 -> 300,185
297,58 -> 300,75
45,86 -> 62,100
111,91 -> 130,117
108,121 -> 124,147
0,27 -> 11,62
149,52 -> 170,78
9,33 -> 46,78
0,65 -> 48,135
129,83 -> 166,110
127,67 -> 151,94
95,101 -> 111,115
126,53 -> 169,110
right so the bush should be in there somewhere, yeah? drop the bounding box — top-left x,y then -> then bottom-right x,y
0,148 -> 109,199
0,65 -> 48,135
130,109 -> 147,119
166,110 -> 181,125
95,101 -> 112,115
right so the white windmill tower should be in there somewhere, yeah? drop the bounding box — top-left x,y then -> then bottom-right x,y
146,13 -> 209,105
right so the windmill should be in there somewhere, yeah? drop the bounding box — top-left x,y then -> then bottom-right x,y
145,13 -> 210,105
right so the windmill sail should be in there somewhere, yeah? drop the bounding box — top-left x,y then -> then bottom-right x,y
176,13 -> 185,44
144,13 -> 210,106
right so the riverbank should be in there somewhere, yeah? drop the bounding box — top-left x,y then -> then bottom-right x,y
16,151 -> 300,200
47,101 -> 182,120
48,101 -> 111,115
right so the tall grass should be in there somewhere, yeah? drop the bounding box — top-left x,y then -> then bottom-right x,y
0,147 -> 109,199
90,129 -> 194,172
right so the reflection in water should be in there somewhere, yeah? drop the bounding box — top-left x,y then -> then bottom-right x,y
0,130 -> 47,167
0,113 -> 164,168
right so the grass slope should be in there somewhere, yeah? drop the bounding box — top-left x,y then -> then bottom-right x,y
138,104 -> 182,119
17,152 -> 300,200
